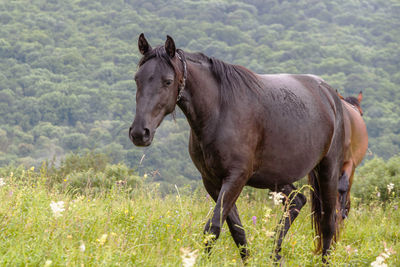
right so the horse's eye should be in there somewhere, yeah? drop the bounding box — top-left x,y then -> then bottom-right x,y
164,79 -> 173,86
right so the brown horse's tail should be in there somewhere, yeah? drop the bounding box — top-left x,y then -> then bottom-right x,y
308,168 -> 341,254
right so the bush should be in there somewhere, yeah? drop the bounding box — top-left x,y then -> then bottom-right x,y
43,150 -> 109,186
64,163 -> 142,195
0,151 -> 143,196
352,156 -> 400,203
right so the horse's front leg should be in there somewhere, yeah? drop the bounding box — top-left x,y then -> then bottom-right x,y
273,184 -> 307,262
203,170 -> 249,259
203,178 -> 249,260
344,168 -> 355,217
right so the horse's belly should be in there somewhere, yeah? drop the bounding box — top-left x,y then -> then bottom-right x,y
247,135 -> 329,189
246,171 -> 300,189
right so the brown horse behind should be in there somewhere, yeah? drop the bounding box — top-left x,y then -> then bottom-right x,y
338,92 -> 368,218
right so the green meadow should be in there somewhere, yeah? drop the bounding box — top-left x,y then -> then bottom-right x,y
0,162 -> 398,266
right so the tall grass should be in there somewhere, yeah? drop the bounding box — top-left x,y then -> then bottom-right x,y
0,166 -> 399,266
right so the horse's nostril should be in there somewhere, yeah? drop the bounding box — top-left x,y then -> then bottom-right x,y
129,125 -> 151,145
143,128 -> 150,141
129,126 -> 135,140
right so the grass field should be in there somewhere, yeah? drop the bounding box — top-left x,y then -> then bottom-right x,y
0,170 -> 399,266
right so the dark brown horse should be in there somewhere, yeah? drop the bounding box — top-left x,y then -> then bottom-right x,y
338,92 -> 368,218
129,34 -> 345,263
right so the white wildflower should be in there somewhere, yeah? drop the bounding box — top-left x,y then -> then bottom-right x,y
0,178 -> 5,187
50,201 -> 65,218
180,247 -> 198,267
264,230 -> 275,238
371,255 -> 386,267
44,260 -> 53,267
387,183 -> 394,194
79,241 -> 86,252
269,192 -> 285,205
371,246 -> 394,267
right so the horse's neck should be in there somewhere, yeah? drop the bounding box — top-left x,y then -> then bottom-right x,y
177,62 -> 220,138
343,100 -> 361,116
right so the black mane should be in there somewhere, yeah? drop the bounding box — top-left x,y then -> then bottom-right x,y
138,48 -> 263,106
344,96 -> 361,108
207,56 -> 263,105
185,52 -> 263,105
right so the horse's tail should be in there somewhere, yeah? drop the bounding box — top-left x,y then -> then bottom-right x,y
308,168 -> 323,253
308,168 -> 341,254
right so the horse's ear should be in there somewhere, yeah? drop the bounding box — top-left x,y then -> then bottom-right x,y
165,35 -> 176,58
357,91 -> 363,103
138,33 -> 151,55
337,90 -> 344,100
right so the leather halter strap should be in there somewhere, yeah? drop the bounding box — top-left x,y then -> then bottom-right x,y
176,50 -> 187,102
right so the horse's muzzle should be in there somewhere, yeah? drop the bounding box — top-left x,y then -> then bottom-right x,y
129,125 -> 152,146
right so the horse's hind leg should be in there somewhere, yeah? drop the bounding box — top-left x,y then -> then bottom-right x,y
273,184 -> 307,262
226,205 -> 249,260
318,157 -> 342,261
338,161 -> 354,219
202,178 -> 249,260
345,168 -> 356,217
338,169 -> 349,218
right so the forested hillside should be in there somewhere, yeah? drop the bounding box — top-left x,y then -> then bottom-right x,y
1,0 -> 399,189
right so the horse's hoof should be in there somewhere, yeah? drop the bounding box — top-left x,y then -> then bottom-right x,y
204,243 -> 213,257
240,249 -> 250,265
271,253 -> 284,265
341,209 -> 348,219
322,255 -> 330,265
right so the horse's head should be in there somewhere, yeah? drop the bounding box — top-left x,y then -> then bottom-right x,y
344,91 -> 364,116
129,34 -> 185,146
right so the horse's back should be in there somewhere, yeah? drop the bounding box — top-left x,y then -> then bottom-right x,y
257,73 -> 338,114
248,73 -> 344,186
256,73 -> 340,131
